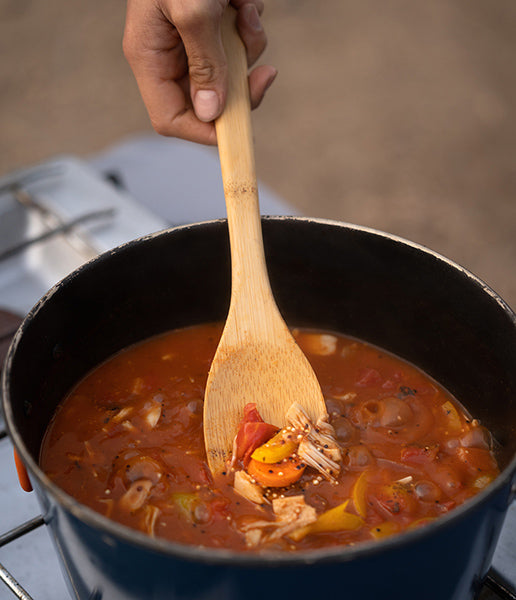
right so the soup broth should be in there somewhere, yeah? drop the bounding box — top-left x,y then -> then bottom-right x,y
40,323 -> 499,551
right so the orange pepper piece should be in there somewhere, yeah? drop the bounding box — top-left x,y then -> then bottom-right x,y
247,456 -> 305,487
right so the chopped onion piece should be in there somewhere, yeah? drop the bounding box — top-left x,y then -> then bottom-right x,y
143,400 -> 162,429
396,476 -> 413,485
234,470 -> 267,505
112,407 -> 134,423
142,505 -> 161,537
119,479 -> 153,512
131,377 -> 145,395
300,333 -> 338,356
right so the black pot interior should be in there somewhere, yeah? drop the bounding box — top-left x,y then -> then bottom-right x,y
5,218 -> 516,472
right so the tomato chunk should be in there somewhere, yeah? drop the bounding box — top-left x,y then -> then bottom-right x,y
356,368 -> 383,387
233,403 -> 278,466
401,444 -> 439,464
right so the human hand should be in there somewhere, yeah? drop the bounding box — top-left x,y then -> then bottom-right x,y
123,0 -> 277,145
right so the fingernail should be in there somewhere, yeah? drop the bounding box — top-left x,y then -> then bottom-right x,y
194,90 -> 221,122
243,3 -> 262,32
265,69 -> 278,91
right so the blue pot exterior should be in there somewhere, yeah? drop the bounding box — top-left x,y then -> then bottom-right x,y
4,218 -> 516,600
34,476 -> 512,600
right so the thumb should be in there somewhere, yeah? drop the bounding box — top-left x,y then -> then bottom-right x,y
191,72 -> 226,123
177,9 -> 228,122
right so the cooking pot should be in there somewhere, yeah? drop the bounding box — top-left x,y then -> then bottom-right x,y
3,217 -> 516,600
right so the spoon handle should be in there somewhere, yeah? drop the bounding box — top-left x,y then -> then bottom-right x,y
205,9 -> 327,475
216,9 -> 277,336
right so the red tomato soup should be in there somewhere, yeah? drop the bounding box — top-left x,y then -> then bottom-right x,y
40,323 -> 499,552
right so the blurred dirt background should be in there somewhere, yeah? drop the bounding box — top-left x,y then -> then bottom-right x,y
1,0 -> 515,307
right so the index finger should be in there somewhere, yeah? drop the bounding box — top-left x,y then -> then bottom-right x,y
124,0 -> 218,143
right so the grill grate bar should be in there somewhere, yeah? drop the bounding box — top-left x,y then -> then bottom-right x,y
0,165 -> 63,197
0,207 -> 115,264
0,516 -> 45,548
0,561 -> 35,600
10,185 -> 110,261
486,569 -> 516,600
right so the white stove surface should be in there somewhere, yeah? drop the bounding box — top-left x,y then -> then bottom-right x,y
0,134 -> 513,600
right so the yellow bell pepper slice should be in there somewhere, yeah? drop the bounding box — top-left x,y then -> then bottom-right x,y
289,500 -> 364,542
408,517 -> 436,530
171,492 -> 199,521
250,429 -> 298,464
370,521 -> 399,539
441,400 -> 462,432
351,470 -> 369,518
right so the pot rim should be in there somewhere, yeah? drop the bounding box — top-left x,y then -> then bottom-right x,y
3,216 -> 516,567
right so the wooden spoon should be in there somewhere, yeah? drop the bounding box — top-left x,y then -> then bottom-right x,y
203,8 -> 327,476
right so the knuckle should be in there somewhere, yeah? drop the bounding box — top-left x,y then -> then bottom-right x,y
188,56 -> 220,85
153,121 -> 177,138
122,30 -> 137,62
150,120 -> 170,137
232,0 -> 263,13
244,38 -> 267,68
175,0 -> 224,31
148,112 -> 174,137
152,123 -> 169,137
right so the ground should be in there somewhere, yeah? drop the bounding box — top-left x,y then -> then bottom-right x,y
1,0 -> 515,307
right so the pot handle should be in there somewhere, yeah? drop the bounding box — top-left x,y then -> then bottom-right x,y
14,449 -> 33,492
